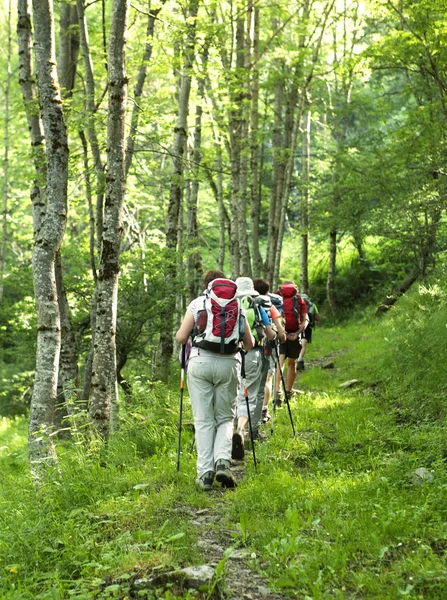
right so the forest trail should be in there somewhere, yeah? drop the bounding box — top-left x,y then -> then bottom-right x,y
172,354 -> 339,600
180,459 -> 286,600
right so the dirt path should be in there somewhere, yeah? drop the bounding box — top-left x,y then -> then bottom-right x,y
182,460 -> 285,600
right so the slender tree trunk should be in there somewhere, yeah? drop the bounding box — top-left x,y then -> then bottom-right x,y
29,0 -> 69,470
375,266 -> 419,316
89,0 -> 130,439
78,130 -> 97,403
327,227 -> 337,315
186,41 -> 209,301
300,108 -> 311,294
17,0 -> 47,233
56,1 -> 81,417
76,0 -> 107,401
125,0 -> 166,175
228,7 -> 251,277
55,253 -> 79,410
266,60 -> 284,285
250,5 -> 262,277
58,0 -> 79,97
160,0 -> 198,366
76,0 -> 106,249
0,0 -> 12,304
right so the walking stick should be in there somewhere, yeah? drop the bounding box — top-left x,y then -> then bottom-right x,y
176,344 -> 186,471
241,350 -> 257,470
272,341 -> 296,437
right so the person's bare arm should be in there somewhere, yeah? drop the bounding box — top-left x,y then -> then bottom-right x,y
242,316 -> 255,350
273,316 -> 286,343
176,311 -> 194,345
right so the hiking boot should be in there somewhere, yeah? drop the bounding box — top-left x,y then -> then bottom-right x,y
262,407 -> 271,423
232,429 -> 245,460
215,459 -> 237,488
274,393 -> 282,408
251,429 -> 266,442
195,471 -> 214,492
296,358 -> 305,371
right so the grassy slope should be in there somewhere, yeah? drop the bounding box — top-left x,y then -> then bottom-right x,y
1,285 -> 447,599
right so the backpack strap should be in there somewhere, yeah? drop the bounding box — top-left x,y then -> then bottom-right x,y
219,305 -> 226,354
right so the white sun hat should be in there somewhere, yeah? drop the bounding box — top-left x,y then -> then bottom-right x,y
235,277 -> 259,298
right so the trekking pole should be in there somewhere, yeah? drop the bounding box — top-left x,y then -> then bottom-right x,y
241,350 -> 257,470
272,341 -> 296,437
270,341 -> 277,436
176,344 -> 186,471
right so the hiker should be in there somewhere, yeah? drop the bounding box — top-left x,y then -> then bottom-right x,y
251,278 -> 286,424
296,293 -> 319,371
275,280 -> 308,404
175,270 -> 255,491
232,277 -> 277,460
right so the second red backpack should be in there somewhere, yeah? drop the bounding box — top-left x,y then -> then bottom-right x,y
279,283 -> 306,333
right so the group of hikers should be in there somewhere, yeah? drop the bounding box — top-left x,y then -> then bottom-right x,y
175,269 -> 319,491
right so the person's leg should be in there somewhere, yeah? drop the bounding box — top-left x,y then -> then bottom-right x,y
262,359 -> 274,422
285,338 -> 301,393
253,353 -> 270,433
213,357 -> 239,461
297,327 -> 311,370
264,356 -> 275,408
187,357 -> 217,482
233,349 -> 263,458
286,357 -> 296,393
275,353 -> 286,394
213,357 -> 240,487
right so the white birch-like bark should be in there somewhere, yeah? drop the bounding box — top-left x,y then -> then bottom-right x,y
89,0 -> 129,439
0,0 -> 12,304
17,0 -> 46,234
29,0 -> 69,469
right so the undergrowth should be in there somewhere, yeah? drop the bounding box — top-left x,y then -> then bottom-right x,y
1,282 -> 447,598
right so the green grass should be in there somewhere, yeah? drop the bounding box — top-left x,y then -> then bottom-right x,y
1,284 -> 447,598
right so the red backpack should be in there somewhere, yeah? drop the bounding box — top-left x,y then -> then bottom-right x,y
279,283 -> 307,333
193,278 -> 243,354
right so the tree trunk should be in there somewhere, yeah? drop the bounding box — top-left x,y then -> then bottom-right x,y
57,0 -> 81,416
17,0 -> 47,233
327,227 -> 337,315
29,0 -> 69,470
125,0 -> 166,176
186,41 -> 209,301
228,8 -> 251,277
265,59 -> 284,285
89,0 -> 130,439
375,266 -> 419,316
55,253 -> 79,411
250,5 -> 262,277
58,0 -> 79,97
160,0 -> 198,367
300,109 -> 311,294
0,0 -> 12,304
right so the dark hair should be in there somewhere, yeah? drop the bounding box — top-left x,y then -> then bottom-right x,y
203,269 -> 226,290
253,278 -> 269,295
